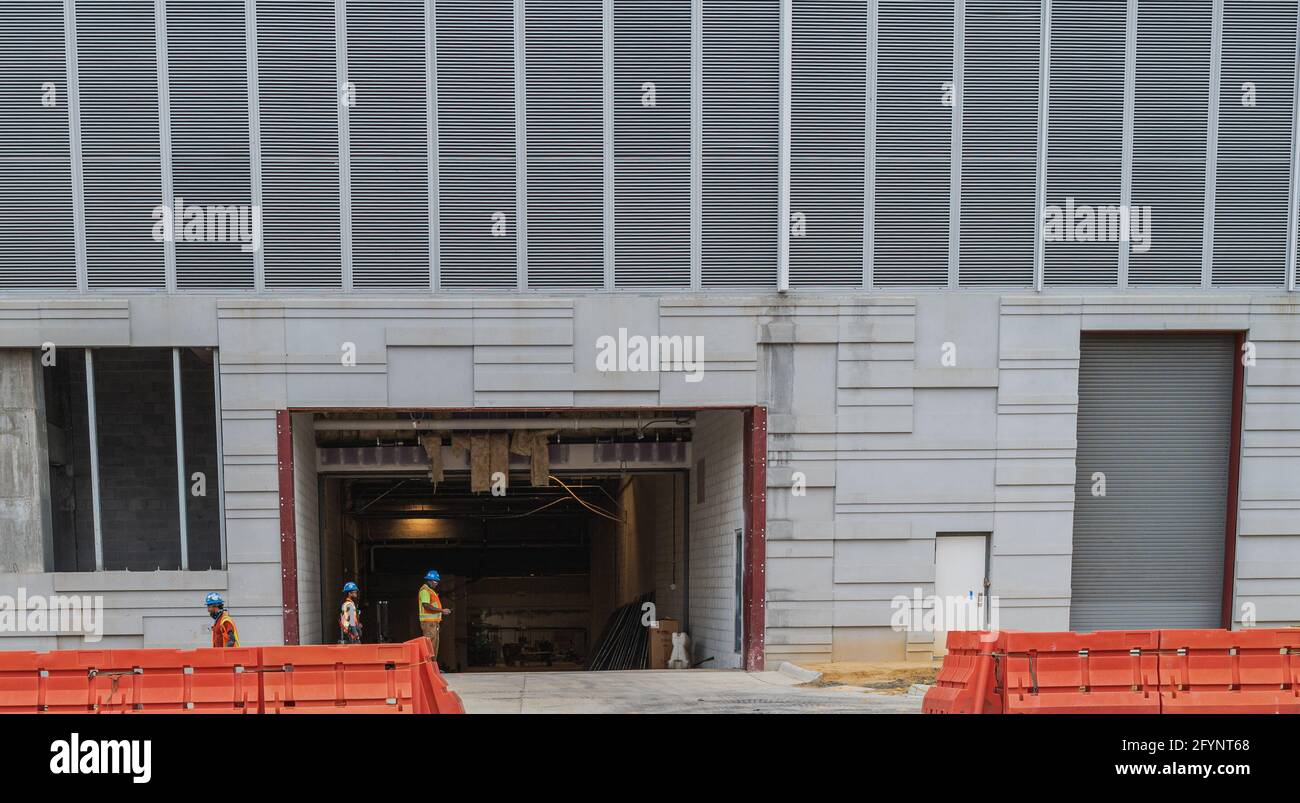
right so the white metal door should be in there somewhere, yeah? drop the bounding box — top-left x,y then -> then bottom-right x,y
934,534 -> 988,654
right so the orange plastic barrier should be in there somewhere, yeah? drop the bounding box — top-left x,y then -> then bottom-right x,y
924,628 -> 1300,714
407,634 -> 464,714
921,630 -> 1004,714
1002,630 -> 1160,714
262,641 -> 418,713
0,651 -> 44,713
107,648 -> 261,713
0,638 -> 463,714
1159,629 -> 1300,714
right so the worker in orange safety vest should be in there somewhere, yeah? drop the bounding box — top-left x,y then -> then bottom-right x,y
205,592 -> 239,648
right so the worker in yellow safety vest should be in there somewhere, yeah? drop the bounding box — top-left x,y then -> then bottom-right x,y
418,570 -> 451,660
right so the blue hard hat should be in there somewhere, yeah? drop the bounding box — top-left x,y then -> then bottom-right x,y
204,592 -> 225,607
424,570 -> 441,582
343,582 -> 359,593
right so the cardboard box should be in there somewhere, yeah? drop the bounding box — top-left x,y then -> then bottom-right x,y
649,618 -> 680,669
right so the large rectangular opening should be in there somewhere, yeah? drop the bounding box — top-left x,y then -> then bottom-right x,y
287,408 -> 759,670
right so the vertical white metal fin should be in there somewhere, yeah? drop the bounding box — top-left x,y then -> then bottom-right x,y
1033,0 -> 1051,293
156,0 -> 175,292
1203,0 -> 1224,288
777,0 -> 792,293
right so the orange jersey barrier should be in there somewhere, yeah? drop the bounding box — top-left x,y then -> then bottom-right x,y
1159,629 -> 1300,714
1001,630 -> 1160,714
0,638 -> 463,714
924,628 -> 1299,714
921,630 -> 1003,714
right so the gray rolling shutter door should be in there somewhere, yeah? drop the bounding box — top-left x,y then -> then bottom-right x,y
1070,333 -> 1234,631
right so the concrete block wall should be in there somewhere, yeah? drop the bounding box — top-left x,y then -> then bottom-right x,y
81,349 -> 182,570
688,410 -> 745,669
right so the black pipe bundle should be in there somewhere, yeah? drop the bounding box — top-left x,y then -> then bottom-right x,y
585,593 -> 652,671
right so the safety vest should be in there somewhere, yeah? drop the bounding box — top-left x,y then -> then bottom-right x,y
211,611 -> 239,648
418,584 -> 442,623
340,599 -> 358,631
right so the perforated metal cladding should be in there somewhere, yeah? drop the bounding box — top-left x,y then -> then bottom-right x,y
1212,0 -> 1297,287
613,0 -> 691,288
347,0 -> 430,289
0,0 -> 77,289
1043,0 -> 1125,286
77,0 -> 165,289
958,0 -> 1039,287
703,0 -> 779,288
1129,0 -> 1211,285
436,0 -> 516,289
873,0 -> 952,287
790,0 -> 865,287
256,0 -> 341,289
526,0 -> 604,288
1070,334 -> 1233,631
168,0 -> 255,289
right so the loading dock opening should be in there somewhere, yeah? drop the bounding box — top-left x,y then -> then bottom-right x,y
276,408 -> 767,670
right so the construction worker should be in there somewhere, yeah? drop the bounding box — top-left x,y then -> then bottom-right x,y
205,592 -> 239,648
418,570 -> 451,660
339,581 -> 362,644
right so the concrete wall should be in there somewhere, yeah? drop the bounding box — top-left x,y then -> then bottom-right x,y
0,292 -> 1298,658
688,410 -> 745,669
0,349 -> 51,573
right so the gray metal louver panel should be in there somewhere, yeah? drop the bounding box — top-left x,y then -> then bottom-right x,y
1043,0 -> 1125,287
168,0 -> 255,289
958,0 -> 1039,287
436,0 -> 516,289
525,0 -> 603,288
873,0 -> 952,287
0,0 -> 77,289
1212,0 -> 1296,287
703,0 -> 779,288
257,0 -> 341,289
613,0 -> 690,288
346,0 -> 430,289
790,0 -> 865,288
1129,0 -> 1211,285
1070,334 -> 1233,631
77,0 -> 165,289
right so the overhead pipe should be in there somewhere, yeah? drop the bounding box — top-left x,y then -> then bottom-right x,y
313,417 -> 693,432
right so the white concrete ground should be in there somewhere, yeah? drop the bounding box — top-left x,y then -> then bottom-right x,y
443,669 -> 924,714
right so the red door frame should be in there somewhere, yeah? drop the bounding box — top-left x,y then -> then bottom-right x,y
276,411 -> 301,645
276,405 -> 768,656
1221,333 -> 1246,628
742,406 -> 768,670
